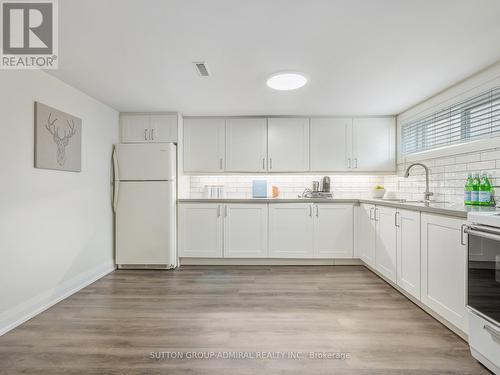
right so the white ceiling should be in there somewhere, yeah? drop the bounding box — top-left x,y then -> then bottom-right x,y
49,0 -> 500,116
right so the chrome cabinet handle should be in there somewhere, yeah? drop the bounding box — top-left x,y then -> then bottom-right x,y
484,324 -> 500,340
347,158 -> 351,169
374,208 -> 379,221
309,205 -> 312,217
315,205 -> 319,217
112,147 -> 119,213
354,158 -> 358,169
262,158 -> 266,170
144,129 -> 148,140
224,205 -> 228,217
269,158 -> 273,170
217,205 -> 221,218
395,211 -> 400,227
369,207 -> 374,221
461,224 -> 469,246
151,129 -> 155,140
219,158 -> 223,170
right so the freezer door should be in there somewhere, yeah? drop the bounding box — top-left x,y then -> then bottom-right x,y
115,181 -> 176,266
114,143 -> 176,181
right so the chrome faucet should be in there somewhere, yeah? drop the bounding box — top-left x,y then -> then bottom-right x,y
404,163 -> 434,201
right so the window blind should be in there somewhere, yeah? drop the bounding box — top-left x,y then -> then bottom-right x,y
401,86 -> 500,155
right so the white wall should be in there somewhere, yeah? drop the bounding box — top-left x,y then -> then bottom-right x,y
0,71 -> 119,335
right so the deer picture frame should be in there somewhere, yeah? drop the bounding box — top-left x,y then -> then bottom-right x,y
34,102 -> 82,172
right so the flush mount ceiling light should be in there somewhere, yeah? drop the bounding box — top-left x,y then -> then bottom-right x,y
266,72 -> 307,91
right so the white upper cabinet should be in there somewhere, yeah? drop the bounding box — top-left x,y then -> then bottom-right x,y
269,203 -> 314,258
374,205 -> 397,283
224,204 -> 268,258
184,118 -> 225,172
121,113 -> 178,143
396,209 -> 421,299
121,114 -> 150,143
352,117 -> 395,172
181,116 -> 395,173
310,118 -> 352,171
225,118 -> 268,172
313,204 -> 353,258
149,115 -> 178,143
268,118 -> 310,172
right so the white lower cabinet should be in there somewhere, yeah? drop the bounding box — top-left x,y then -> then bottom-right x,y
421,213 -> 468,332
314,204 -> 353,258
358,203 -> 376,267
268,203 -> 353,258
269,203 -> 314,258
178,202 -> 351,260
224,204 -> 268,258
396,209 -> 421,299
374,205 -> 397,283
178,203 -> 223,257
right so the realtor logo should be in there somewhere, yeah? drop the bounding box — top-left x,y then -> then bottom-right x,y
1,0 -> 58,69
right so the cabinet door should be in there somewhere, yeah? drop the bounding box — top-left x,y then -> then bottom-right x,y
421,213 -> 467,332
224,204 -> 268,258
268,118 -> 309,172
310,118 -> 352,171
120,115 -> 150,143
396,209 -> 421,299
269,203 -> 313,258
178,204 -> 223,257
375,205 -> 397,283
115,182 -> 173,265
358,203 -> 376,267
352,117 -> 395,172
225,118 -> 267,172
150,115 -> 178,143
183,118 -> 225,172
313,204 -> 353,258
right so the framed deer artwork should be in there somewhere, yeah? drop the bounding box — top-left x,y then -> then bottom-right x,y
34,102 -> 82,172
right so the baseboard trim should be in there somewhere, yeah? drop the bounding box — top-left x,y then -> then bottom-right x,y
0,261 -> 116,336
362,262 -> 468,341
179,257 -> 363,266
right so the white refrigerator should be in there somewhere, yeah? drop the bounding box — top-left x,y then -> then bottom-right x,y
112,143 -> 177,269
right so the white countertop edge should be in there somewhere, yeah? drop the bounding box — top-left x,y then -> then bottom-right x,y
177,198 -> 500,219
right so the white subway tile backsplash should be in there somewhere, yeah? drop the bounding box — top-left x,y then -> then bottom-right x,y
390,147 -> 500,204
455,153 -> 480,164
481,150 -> 500,161
179,146 -> 500,204
467,160 -> 496,171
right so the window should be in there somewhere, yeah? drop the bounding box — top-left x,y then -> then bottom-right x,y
401,87 -> 500,155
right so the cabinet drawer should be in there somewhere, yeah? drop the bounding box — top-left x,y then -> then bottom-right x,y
468,310 -> 500,373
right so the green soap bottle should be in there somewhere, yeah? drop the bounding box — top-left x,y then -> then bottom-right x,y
464,173 -> 473,205
471,173 -> 480,205
479,173 -> 492,206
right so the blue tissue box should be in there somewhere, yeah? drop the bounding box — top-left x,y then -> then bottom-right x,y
252,180 -> 267,198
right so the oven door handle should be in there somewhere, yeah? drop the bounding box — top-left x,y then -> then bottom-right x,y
484,324 -> 500,341
468,224 -> 500,235
465,227 -> 500,242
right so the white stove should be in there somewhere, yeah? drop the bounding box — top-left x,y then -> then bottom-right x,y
468,210 -> 500,227
465,211 -> 500,375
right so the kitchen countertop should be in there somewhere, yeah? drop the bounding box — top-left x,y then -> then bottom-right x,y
177,198 -> 500,219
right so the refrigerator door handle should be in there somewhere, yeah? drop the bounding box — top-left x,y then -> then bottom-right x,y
112,147 -> 120,213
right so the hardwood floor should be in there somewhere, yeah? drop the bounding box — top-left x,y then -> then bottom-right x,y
0,266 -> 490,374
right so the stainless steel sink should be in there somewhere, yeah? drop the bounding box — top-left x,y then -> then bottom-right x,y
380,198 -> 449,204
380,198 -> 407,203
